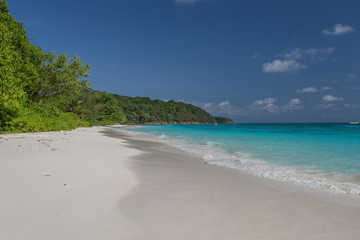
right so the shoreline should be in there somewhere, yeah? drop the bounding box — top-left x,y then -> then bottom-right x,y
1,127 -> 360,239
107,128 -> 360,239
120,125 -> 360,197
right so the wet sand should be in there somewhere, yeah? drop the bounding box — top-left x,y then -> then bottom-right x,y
1,127 -> 360,240
108,129 -> 360,240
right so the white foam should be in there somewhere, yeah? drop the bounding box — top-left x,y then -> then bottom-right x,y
118,128 -> 360,196
157,134 -> 167,139
206,141 -> 217,147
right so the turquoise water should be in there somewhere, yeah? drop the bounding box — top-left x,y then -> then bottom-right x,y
125,123 -> 360,194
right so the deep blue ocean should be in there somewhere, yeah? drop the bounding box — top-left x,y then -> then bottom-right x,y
124,123 -> 360,195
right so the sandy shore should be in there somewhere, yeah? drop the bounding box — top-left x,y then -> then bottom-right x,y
0,127 -> 141,240
1,127 -> 360,239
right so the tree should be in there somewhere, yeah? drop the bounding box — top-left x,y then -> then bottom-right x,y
0,0 -> 42,110
0,0 -> 93,132
27,53 -> 91,100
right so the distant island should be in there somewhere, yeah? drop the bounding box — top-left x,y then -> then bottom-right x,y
0,1 -> 232,133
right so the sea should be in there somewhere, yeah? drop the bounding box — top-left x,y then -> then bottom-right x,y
122,123 -> 360,196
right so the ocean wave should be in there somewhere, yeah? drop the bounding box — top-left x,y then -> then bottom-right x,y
157,134 -> 167,139
118,128 -> 360,196
205,141 -> 218,147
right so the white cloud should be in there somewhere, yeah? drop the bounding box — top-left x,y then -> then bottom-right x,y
251,97 -> 303,113
282,47 -> 335,60
322,86 -> 332,91
252,53 -> 259,59
297,86 -> 332,93
322,24 -> 355,36
193,99 -> 280,116
189,100 -> 244,116
282,99 -> 303,111
216,101 -> 241,115
297,87 -> 318,93
346,73 -> 357,81
175,0 -> 202,4
304,47 -> 335,56
262,59 -> 307,73
315,95 -> 343,110
264,47 -> 334,74
251,98 -> 280,113
283,48 -> 303,60
288,98 -> 301,104
253,98 -> 277,105
344,103 -> 360,109
190,97 -> 303,116
322,95 -> 343,102
190,97 -> 304,117
201,102 -> 213,108
218,101 -> 230,107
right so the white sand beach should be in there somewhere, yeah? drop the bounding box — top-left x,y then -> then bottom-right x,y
0,127 -> 141,239
1,126 -> 360,240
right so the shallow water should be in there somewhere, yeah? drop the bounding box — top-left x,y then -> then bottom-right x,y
123,123 -> 360,195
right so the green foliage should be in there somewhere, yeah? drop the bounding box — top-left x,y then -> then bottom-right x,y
0,1 -> 93,133
75,90 -> 127,126
27,53 -> 91,100
0,0 -> 43,110
3,103 -> 89,133
214,116 -> 234,124
0,1 -> 233,133
113,95 -> 217,124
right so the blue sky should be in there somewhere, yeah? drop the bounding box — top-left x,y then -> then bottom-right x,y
7,0 -> 360,122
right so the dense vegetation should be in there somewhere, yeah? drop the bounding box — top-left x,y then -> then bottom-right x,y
214,116 -> 234,124
114,95 -> 218,124
0,1 -> 232,133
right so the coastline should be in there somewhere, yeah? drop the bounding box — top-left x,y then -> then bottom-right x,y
108,128 -> 360,240
1,127 -> 360,239
124,124 -> 360,196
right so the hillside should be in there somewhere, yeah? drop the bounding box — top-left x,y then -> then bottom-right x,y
0,1 -> 232,133
73,90 -> 233,126
114,95 -> 218,124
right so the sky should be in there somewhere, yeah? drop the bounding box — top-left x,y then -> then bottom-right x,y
7,0 -> 360,123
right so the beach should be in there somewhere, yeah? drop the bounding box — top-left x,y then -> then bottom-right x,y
1,126 -> 360,239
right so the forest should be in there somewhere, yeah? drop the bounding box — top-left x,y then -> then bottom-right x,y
0,1 -> 232,133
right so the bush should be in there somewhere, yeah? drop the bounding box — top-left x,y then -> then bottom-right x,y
2,103 -> 89,133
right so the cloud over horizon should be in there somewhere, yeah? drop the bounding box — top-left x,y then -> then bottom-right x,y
252,98 -> 280,113
282,99 -> 303,111
316,95 -> 343,110
322,24 -> 355,36
190,97 -> 304,117
251,98 -> 303,113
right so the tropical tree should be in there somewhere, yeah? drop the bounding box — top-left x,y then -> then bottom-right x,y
27,53 -> 91,100
0,0 -> 42,110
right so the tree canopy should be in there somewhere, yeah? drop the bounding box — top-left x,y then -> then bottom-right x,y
0,0 -> 232,133
0,0 -> 42,110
